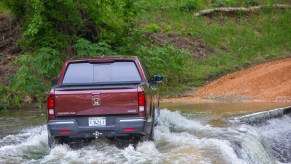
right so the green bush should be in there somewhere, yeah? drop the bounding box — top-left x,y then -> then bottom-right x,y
0,47 -> 65,109
134,45 -> 193,88
179,0 -> 202,12
143,24 -> 161,33
244,0 -> 259,6
73,39 -> 116,58
2,0 -> 139,49
9,48 -> 64,108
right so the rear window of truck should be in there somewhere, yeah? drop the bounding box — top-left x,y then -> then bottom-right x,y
62,61 -> 142,85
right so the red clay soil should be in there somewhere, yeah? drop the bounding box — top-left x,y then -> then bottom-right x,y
164,58 -> 291,103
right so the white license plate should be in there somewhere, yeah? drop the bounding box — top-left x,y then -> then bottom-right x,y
89,117 -> 106,126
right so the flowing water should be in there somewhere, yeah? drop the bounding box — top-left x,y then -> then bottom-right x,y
0,102 -> 290,164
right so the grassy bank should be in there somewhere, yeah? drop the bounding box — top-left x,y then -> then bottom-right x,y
0,0 -> 290,109
134,0 -> 291,95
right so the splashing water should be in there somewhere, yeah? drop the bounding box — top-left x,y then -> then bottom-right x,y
0,109 -> 281,163
254,115 -> 291,163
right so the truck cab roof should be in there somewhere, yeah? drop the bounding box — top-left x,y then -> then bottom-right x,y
67,56 -> 140,63
57,56 -> 147,85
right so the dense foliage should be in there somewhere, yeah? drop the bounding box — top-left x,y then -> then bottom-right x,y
1,0 -> 139,108
3,0 -> 138,49
0,0 -> 290,109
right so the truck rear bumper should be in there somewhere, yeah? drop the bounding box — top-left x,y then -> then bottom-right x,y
48,117 -> 152,138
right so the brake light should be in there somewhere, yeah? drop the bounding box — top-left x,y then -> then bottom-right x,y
139,93 -> 145,106
59,130 -> 71,134
138,92 -> 145,117
47,95 -> 55,120
124,128 -> 135,132
48,95 -> 55,109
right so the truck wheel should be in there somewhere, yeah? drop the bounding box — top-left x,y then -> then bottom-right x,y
149,109 -> 155,141
141,120 -> 155,141
149,126 -> 154,141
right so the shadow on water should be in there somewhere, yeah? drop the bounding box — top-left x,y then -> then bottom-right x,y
0,102 -> 290,163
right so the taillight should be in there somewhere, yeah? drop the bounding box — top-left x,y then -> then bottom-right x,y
138,92 -> 145,117
59,130 -> 71,134
48,96 -> 54,109
47,95 -> 55,120
123,128 -> 135,132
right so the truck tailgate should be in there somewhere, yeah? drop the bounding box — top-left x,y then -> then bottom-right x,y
54,87 -> 139,116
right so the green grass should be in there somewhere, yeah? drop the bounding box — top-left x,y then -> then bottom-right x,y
134,0 -> 291,95
0,2 -> 9,14
190,10 -> 291,83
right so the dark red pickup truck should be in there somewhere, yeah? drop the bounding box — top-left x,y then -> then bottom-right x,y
47,57 -> 163,147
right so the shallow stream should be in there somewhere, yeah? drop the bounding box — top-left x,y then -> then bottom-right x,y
0,102 -> 290,163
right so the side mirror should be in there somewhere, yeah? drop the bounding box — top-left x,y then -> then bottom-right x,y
51,78 -> 58,86
153,74 -> 163,84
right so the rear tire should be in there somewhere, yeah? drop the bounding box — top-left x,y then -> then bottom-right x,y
149,109 -> 155,141
140,120 -> 155,141
149,126 -> 154,141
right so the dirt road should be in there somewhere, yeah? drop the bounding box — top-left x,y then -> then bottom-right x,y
164,58 -> 291,103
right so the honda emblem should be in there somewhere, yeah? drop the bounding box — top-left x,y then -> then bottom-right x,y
92,98 -> 101,106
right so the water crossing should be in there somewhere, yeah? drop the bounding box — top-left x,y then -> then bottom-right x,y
1,107 -> 290,163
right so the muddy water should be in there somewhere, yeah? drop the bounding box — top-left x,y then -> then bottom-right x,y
0,102 -> 290,164
160,102 -> 291,127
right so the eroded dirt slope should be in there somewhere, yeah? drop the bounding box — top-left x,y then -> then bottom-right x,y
165,58 -> 291,103
198,58 -> 291,102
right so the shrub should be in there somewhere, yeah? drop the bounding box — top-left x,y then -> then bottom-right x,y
135,45 -> 193,88
244,0 -> 259,6
143,24 -> 161,33
2,0 -> 139,49
73,39 -> 116,58
179,0 -> 202,12
9,48 -> 64,108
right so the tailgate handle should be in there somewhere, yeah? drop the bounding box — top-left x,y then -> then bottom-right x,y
92,92 -> 101,96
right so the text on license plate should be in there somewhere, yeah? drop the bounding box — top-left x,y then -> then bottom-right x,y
89,117 -> 106,126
